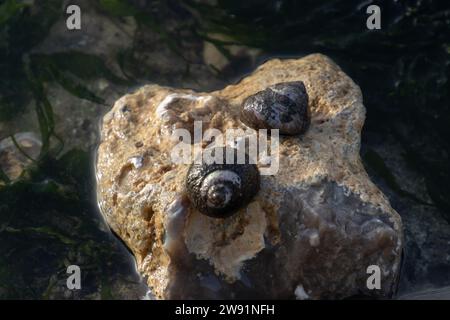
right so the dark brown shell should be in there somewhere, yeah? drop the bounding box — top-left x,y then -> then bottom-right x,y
185,147 -> 260,218
240,81 -> 309,135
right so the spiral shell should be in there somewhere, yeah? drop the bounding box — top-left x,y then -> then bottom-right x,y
185,148 -> 260,218
240,81 -> 309,135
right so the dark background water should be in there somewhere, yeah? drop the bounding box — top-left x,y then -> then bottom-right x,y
0,0 -> 449,299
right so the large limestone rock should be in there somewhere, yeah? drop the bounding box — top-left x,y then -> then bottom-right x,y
95,54 -> 403,299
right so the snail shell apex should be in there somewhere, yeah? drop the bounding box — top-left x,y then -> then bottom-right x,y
240,81 -> 309,135
185,149 -> 260,218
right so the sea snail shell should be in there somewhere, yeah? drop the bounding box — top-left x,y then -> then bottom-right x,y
185,148 -> 260,218
240,81 -> 309,135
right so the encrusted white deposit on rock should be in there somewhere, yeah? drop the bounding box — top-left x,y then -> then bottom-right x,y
96,54 -> 403,299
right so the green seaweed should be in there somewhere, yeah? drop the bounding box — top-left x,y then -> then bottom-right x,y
98,0 -> 138,17
100,278 -> 115,300
33,57 -> 106,105
24,61 -> 59,159
31,52 -> 128,84
0,0 -> 27,26
3,226 -> 76,245
0,0 -> 62,121
0,151 -> 143,299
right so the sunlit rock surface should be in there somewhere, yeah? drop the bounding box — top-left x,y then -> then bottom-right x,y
95,54 -> 403,299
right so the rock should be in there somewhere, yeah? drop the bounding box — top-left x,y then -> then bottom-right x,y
33,2 -> 136,76
398,286 -> 450,300
95,53 -> 403,299
203,33 -> 261,73
0,132 -> 41,181
361,134 -> 450,296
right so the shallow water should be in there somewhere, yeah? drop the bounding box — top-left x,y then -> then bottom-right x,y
0,0 -> 449,299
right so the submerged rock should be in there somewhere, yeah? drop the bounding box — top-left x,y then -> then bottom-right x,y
0,132 -> 41,180
95,54 -> 403,299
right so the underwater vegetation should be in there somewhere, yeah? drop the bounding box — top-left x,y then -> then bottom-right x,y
0,0 -> 449,298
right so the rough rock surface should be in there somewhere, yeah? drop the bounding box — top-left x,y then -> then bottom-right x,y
95,53 -> 403,299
